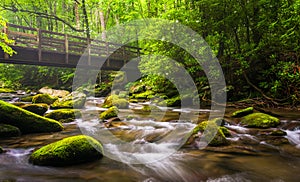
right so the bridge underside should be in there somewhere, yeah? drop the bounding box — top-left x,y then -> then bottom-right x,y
0,46 -> 139,71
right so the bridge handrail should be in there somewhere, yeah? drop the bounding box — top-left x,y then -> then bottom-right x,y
3,23 -> 141,63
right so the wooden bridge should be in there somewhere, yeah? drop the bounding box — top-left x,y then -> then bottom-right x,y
0,24 -> 141,70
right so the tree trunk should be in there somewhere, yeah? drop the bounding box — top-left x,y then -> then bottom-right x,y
99,10 -> 106,41
82,0 -> 90,40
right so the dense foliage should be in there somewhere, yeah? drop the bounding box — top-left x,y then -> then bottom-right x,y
0,0 -> 299,106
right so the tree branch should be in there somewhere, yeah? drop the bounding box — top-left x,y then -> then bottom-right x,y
0,5 -> 85,32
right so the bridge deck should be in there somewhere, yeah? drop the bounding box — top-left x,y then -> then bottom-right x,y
0,24 -> 140,70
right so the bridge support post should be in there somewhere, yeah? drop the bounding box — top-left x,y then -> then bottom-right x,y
64,34 -> 69,64
37,28 -> 42,62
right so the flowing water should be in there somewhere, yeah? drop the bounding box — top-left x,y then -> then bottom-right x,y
1,97 -> 300,181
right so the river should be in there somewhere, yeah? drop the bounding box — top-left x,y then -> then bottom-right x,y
0,97 -> 300,181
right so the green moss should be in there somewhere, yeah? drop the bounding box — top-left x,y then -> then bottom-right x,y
241,113 -> 280,128
130,84 -> 145,93
20,95 -> 33,102
51,91 -> 86,109
132,90 -> 155,100
102,95 -> 128,109
0,100 -> 63,134
231,107 -> 254,118
99,106 -> 118,120
45,109 -> 82,123
141,105 -> 161,112
0,124 -> 21,138
29,135 -> 103,166
158,95 -> 181,107
0,88 -> 15,93
20,103 -> 48,116
192,118 -> 230,146
32,94 -> 58,105
0,146 -> 3,153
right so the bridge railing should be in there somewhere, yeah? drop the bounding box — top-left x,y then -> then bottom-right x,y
3,23 -> 141,63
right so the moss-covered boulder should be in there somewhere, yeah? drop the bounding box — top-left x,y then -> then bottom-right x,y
51,91 -> 86,109
20,95 -> 33,102
158,95 -> 181,107
102,95 -> 129,109
231,107 -> 254,118
141,105 -> 162,112
20,103 -> 48,116
132,90 -> 155,100
32,94 -> 58,105
0,146 -> 3,153
0,124 -> 21,138
0,100 -> 63,133
240,113 -> 280,128
99,106 -> 118,120
0,88 -> 15,93
191,118 -> 230,146
45,109 -> 82,123
29,135 -> 103,166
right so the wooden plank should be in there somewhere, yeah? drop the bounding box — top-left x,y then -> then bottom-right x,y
8,30 -> 37,39
7,23 -> 37,31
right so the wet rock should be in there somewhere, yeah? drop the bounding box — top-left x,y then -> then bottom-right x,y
20,95 -> 33,102
158,95 -> 181,107
51,91 -> 86,109
0,124 -> 21,138
12,102 -> 26,107
231,107 -> 254,118
270,129 -> 287,136
0,100 -> 63,134
190,118 -> 230,147
32,94 -> 58,105
102,95 -> 128,109
29,135 -> 103,166
99,106 -> 118,120
104,118 -> 127,128
39,87 -> 70,98
45,109 -> 82,123
0,88 -> 15,93
241,113 -> 280,128
141,105 -> 162,112
20,103 -> 48,116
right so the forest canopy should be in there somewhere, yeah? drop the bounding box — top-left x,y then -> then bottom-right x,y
0,0 -> 299,106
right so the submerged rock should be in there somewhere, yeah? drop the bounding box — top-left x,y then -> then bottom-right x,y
51,91 -> 86,109
20,103 -> 48,116
99,106 -> 118,120
0,124 -> 21,138
102,95 -> 129,109
29,135 -> 103,166
191,118 -> 230,147
241,113 -> 280,128
231,107 -> 254,118
45,109 -> 82,123
32,94 -> 58,105
0,100 -> 63,134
